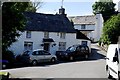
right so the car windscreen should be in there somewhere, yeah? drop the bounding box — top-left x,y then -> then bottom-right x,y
66,46 -> 76,52
22,50 -> 30,56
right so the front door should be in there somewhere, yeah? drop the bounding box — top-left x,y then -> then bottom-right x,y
44,43 -> 50,52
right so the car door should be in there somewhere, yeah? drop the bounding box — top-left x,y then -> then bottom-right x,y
76,46 -> 80,56
110,48 -> 119,78
37,50 -> 45,63
43,51 -> 52,62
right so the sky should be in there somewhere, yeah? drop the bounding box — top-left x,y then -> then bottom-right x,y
33,0 -> 119,17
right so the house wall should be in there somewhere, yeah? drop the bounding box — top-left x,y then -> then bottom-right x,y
73,14 -> 104,42
9,31 -> 91,55
74,24 -> 95,30
94,14 -> 104,42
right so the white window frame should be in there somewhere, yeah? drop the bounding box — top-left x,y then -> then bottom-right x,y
59,42 -> 66,51
24,42 -> 33,51
26,31 -> 31,38
60,32 -> 66,39
44,32 -> 49,39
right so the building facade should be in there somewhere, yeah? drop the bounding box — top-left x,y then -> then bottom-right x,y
69,14 -> 104,42
9,8 -> 91,55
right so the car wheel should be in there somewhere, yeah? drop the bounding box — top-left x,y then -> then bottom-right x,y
51,58 -> 56,63
69,56 -> 74,61
32,60 -> 37,66
106,66 -> 112,79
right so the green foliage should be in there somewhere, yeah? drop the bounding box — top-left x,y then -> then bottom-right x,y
92,0 -> 116,22
102,14 -> 120,45
2,2 -> 36,50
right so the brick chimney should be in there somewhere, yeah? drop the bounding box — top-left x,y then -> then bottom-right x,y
59,6 -> 67,16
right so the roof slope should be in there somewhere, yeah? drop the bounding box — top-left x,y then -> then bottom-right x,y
69,15 -> 96,25
24,12 -> 76,33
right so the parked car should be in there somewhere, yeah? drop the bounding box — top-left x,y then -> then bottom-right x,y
29,49 -> 57,65
56,45 -> 90,61
16,49 -> 57,66
16,50 -> 31,64
106,44 -> 120,79
0,60 -> 9,69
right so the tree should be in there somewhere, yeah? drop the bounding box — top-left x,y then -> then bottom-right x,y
101,14 -> 120,45
92,0 -> 116,22
2,2 -> 42,64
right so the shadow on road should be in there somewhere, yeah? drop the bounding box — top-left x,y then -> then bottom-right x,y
88,48 -> 106,61
3,47 -> 106,69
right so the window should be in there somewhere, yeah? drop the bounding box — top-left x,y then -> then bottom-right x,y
24,42 -> 33,51
81,25 -> 86,29
59,42 -> 66,51
26,31 -> 31,38
60,32 -> 66,39
81,41 -> 87,46
44,32 -> 49,38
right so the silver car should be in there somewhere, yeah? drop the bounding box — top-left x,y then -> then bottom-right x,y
29,49 -> 57,65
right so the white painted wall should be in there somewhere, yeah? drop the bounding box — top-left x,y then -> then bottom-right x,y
73,14 -> 104,42
74,24 -> 95,30
94,14 -> 104,42
9,31 -> 91,55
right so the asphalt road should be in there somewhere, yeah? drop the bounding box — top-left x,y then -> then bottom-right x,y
1,43 -> 107,78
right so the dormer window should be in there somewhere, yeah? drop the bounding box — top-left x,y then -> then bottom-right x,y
81,24 -> 86,29
26,31 -> 31,38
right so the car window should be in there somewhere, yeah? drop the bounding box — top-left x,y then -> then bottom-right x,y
66,46 -> 76,52
43,51 -> 51,55
38,51 -> 44,55
32,51 -> 39,55
81,47 -> 85,50
22,51 -> 30,56
119,48 -> 120,54
76,47 -> 80,51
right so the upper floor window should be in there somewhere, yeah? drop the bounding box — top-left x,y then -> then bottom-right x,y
81,24 -> 86,29
60,32 -> 66,39
44,32 -> 49,39
59,42 -> 66,51
26,31 -> 31,38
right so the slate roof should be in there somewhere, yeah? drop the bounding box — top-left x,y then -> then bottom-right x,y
68,15 -> 96,25
24,12 -> 76,33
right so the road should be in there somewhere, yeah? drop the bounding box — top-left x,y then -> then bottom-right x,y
1,43 -> 107,78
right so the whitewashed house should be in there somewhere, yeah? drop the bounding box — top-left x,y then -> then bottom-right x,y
69,14 -> 104,42
9,7 -> 91,55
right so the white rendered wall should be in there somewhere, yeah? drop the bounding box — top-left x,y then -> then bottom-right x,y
9,31 -> 91,55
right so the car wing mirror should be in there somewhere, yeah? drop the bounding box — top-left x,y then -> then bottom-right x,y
113,57 -> 118,62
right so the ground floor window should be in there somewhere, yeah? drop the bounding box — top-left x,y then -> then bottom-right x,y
24,42 -> 33,51
59,42 -> 66,51
81,41 -> 87,46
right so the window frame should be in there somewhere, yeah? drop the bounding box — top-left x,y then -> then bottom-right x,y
44,32 -> 49,39
26,31 -> 31,38
81,24 -> 86,29
58,42 -> 66,51
60,32 -> 66,39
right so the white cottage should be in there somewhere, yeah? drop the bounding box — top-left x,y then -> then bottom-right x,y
69,14 -> 104,42
9,7 -> 91,55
